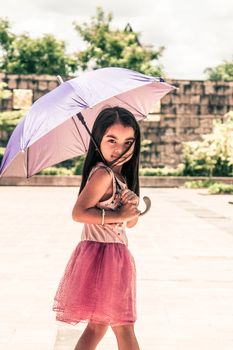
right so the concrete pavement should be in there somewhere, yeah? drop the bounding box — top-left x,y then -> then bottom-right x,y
0,186 -> 233,350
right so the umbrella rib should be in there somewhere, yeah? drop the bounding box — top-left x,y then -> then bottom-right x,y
72,116 -> 88,152
114,95 -> 147,118
26,147 -> 29,178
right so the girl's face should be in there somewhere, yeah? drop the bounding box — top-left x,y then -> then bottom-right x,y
100,123 -> 135,166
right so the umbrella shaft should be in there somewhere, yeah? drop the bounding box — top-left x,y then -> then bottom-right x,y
76,112 -> 106,164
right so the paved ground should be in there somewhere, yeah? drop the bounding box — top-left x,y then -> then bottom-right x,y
0,186 -> 233,350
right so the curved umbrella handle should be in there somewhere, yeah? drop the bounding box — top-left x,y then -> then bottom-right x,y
139,196 -> 151,216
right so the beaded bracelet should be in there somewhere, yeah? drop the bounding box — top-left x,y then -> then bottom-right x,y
101,208 -> 105,226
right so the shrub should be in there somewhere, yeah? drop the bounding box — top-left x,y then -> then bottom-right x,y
182,112 -> 233,176
208,183 -> 233,194
184,180 -> 233,194
0,110 -> 25,133
38,167 -> 73,176
184,179 -> 217,188
139,164 -> 184,176
0,82 -> 12,100
0,147 -> 5,164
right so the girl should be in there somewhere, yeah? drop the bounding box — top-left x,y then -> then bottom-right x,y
53,106 -> 141,350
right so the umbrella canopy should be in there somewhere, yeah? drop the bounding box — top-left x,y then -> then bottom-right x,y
0,67 -> 175,178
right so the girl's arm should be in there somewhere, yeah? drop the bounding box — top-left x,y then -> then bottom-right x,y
72,168 -> 140,224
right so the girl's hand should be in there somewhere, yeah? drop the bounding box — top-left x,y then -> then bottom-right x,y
118,202 -> 141,222
121,189 -> 139,206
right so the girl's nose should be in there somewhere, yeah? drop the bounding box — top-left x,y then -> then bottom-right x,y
114,145 -> 123,154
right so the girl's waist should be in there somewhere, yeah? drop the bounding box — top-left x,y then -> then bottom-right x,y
81,223 -> 128,245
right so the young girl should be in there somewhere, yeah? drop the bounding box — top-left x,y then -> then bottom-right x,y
53,106 -> 142,350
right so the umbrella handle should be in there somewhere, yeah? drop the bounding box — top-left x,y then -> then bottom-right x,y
139,196 -> 151,216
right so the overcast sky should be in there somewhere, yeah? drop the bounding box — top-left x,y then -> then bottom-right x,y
0,0 -> 232,79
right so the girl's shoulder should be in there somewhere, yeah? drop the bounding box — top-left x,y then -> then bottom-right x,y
88,162 -> 113,181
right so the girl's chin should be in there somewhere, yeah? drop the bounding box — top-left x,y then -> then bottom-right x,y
110,159 -> 127,167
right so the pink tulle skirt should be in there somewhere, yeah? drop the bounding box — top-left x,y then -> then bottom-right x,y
53,240 -> 136,326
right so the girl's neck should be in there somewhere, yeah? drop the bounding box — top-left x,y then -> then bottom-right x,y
111,165 -> 122,175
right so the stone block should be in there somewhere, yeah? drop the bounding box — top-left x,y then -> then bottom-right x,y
194,127 -> 212,135
17,80 -> 28,89
200,118 -> 213,128
173,134 -> 188,143
200,105 -> 209,115
212,105 -> 228,114
48,81 -> 59,90
2,98 -> 13,110
190,95 -> 200,104
204,82 -> 215,94
164,127 -> 176,135
7,79 -> 17,89
157,145 -> 165,152
160,154 -> 178,166
214,83 -> 231,96
178,116 -> 191,128
27,80 -> 38,90
161,104 -> 176,115
200,95 -> 209,105
209,95 -> 226,106
33,92 -> 45,102
160,134 -> 176,143
38,81 -> 48,91
162,94 -> 172,103
160,116 -> 177,128
180,95 -> 191,104
6,74 -> 19,80
190,117 -> 200,128
164,144 -> 175,155
183,82 -> 192,95
191,82 -> 205,95
174,144 -> 183,153
36,74 -> 56,81
170,95 -> 180,104
190,104 -> 201,115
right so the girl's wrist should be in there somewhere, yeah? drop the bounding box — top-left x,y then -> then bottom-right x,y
100,208 -> 124,224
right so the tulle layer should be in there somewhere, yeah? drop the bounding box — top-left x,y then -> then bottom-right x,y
53,240 -> 136,326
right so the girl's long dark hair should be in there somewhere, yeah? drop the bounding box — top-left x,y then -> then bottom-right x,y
79,106 -> 141,196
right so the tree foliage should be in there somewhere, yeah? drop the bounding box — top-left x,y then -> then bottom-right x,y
0,18 -> 77,75
73,7 -> 164,76
204,58 -> 233,81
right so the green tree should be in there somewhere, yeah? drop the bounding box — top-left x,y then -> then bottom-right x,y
73,7 -> 164,76
0,18 -> 77,75
204,58 -> 233,81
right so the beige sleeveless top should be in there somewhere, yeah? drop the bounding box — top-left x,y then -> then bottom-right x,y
81,162 -> 128,246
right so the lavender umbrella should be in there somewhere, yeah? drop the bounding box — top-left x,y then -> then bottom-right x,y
0,67 -> 175,178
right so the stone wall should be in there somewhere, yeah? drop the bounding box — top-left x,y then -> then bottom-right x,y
0,73 -> 232,167
140,79 -> 233,167
0,73 -> 61,110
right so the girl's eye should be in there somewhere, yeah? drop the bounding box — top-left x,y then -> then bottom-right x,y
108,139 -> 116,144
125,141 -> 133,146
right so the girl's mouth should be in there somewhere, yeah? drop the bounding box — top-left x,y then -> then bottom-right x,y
111,155 -> 126,161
